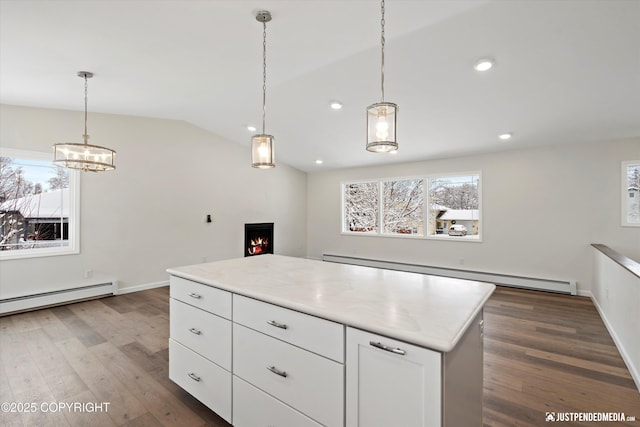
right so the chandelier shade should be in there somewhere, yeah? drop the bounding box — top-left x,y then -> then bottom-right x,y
53,71 -> 116,172
251,134 -> 275,169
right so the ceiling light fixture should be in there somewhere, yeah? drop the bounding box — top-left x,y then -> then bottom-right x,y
330,101 -> 343,110
251,10 -> 275,169
474,58 -> 494,72
499,132 -> 513,140
53,72 -> 116,172
315,159 -> 323,165
366,0 -> 398,153
246,125 -> 257,132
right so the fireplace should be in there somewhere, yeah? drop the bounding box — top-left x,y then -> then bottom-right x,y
244,223 -> 274,257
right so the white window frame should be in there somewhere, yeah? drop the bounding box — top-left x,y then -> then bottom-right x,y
341,171 -> 482,242
0,148 -> 80,260
621,160 -> 640,227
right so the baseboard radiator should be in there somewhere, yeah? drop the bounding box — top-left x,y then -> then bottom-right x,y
322,254 -> 577,295
0,280 -> 117,316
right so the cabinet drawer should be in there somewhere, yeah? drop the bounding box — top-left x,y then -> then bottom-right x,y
170,275 -> 231,319
233,324 -> 344,427
169,339 -> 231,424
170,299 -> 231,370
233,376 -> 322,427
233,294 -> 344,362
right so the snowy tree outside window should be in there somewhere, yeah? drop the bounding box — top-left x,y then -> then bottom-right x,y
622,161 -> 640,227
0,149 -> 79,260
342,172 -> 481,241
382,179 -> 423,235
343,181 -> 379,233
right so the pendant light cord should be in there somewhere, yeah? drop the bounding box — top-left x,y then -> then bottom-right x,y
83,74 -> 89,144
380,0 -> 386,103
262,20 -> 267,135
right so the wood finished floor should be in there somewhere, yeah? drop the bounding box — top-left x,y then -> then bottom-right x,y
0,286 -> 638,427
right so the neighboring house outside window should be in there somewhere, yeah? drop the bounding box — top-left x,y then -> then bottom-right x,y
0,149 -> 79,260
622,161 -> 640,227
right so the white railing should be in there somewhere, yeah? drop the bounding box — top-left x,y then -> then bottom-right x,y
591,244 -> 640,392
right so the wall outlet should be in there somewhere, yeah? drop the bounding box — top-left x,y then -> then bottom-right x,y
85,269 -> 93,279
459,258 -> 465,265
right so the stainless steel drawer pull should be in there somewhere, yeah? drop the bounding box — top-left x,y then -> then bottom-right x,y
189,328 -> 202,335
187,372 -> 201,382
266,320 -> 288,330
188,292 -> 202,299
267,366 -> 288,378
370,341 -> 406,356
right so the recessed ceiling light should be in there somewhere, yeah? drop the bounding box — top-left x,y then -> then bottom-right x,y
474,58 -> 494,72
499,132 -> 513,140
246,125 -> 257,132
329,101 -> 343,110
315,159 -> 323,165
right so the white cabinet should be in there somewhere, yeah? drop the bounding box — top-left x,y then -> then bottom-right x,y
346,312 -> 484,427
169,272 -> 485,427
346,327 -> 442,427
233,376 -> 322,427
233,323 -> 344,427
169,276 -> 232,424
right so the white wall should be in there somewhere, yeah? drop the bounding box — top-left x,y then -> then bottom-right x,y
0,104 -> 307,297
307,138 -> 640,293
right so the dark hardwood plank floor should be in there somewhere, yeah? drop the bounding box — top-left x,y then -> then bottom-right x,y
1,286 -> 638,426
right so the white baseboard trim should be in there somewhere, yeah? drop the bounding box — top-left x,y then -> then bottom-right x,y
591,295 -> 640,392
576,289 -> 592,298
115,280 -> 169,295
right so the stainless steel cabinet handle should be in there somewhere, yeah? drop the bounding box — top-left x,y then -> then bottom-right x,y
188,292 -> 202,299
266,366 -> 288,378
266,320 -> 288,330
189,328 -> 202,335
370,341 -> 406,356
188,372 -> 201,382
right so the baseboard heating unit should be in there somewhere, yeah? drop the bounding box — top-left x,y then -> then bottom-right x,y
0,279 -> 117,315
322,254 -> 577,295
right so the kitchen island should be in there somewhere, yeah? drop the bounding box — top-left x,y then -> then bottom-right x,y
167,254 -> 495,427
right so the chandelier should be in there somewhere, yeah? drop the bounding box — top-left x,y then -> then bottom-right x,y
53,71 -> 116,172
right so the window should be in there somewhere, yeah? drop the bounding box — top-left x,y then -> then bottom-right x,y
428,174 -> 480,239
382,178 -> 423,235
343,181 -> 379,233
341,172 -> 481,241
622,160 -> 640,227
0,149 -> 80,259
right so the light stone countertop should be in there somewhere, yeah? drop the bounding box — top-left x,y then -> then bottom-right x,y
167,254 -> 496,352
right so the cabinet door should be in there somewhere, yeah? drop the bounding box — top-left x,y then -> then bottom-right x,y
346,327 -> 441,427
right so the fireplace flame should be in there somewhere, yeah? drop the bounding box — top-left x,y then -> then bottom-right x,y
248,237 -> 269,255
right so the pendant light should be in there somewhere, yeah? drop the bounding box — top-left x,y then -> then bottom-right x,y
366,0 -> 398,153
53,72 -> 116,172
251,10 -> 275,169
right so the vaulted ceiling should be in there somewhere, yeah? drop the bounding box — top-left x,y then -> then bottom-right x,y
1,0 -> 639,172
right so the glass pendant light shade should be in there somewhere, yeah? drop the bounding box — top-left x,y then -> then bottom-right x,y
366,101 -> 398,152
251,134 -> 275,168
